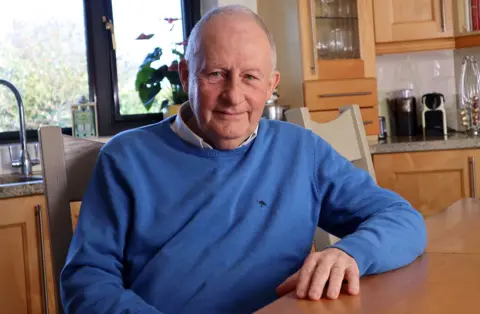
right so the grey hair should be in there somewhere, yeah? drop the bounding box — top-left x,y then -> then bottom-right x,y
184,5 -> 277,72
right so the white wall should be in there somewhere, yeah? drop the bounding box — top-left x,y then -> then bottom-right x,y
201,0 -> 257,15
219,0 -> 256,12
200,0 -> 218,15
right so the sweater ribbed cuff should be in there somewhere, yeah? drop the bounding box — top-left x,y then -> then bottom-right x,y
330,235 -> 375,276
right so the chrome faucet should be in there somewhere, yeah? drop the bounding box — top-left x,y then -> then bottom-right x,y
0,79 -> 36,175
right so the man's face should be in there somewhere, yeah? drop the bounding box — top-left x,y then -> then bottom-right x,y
180,15 -> 280,148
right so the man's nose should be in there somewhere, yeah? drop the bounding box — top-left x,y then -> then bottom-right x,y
222,76 -> 245,106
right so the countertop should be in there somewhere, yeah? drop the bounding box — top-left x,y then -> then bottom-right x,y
2,133 -> 480,198
0,173 -> 44,199
370,133 -> 480,154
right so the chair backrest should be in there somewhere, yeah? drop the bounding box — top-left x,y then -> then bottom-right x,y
38,126 -> 104,314
285,105 -> 376,250
285,105 -> 376,182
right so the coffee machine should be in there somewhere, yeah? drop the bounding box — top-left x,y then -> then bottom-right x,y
387,89 -> 418,137
422,92 -> 447,136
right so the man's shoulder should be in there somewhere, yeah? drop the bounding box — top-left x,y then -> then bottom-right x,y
260,118 -> 315,140
260,119 -> 336,157
261,118 -> 310,132
100,119 -> 172,155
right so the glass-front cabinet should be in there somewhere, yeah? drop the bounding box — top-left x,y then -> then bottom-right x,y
298,0 -> 376,81
456,0 -> 480,35
454,0 -> 480,48
455,0 -> 480,49
314,0 -> 360,60
450,1 -> 480,49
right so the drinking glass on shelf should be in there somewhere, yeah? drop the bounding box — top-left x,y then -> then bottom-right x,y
345,0 -> 355,58
317,0 -> 336,18
316,15 -> 331,58
328,28 -> 338,58
336,0 -> 345,17
317,36 -> 329,59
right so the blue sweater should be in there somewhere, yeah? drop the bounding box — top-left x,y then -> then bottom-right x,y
61,118 -> 426,314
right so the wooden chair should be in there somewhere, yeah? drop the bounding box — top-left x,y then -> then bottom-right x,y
285,105 -> 376,250
38,126 -> 104,314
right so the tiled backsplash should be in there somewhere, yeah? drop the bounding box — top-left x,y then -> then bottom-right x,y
376,50 -> 460,133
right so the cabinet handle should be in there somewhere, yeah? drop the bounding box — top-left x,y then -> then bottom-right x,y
470,156 -> 477,199
363,120 -> 373,125
465,0 -> 472,32
36,205 -> 50,314
318,91 -> 372,98
308,0 -> 317,75
440,0 -> 447,32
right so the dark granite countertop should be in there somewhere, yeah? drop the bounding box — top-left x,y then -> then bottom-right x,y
370,133 -> 480,154
0,173 -> 44,199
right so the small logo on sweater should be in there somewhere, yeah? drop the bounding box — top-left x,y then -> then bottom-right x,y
258,200 -> 267,208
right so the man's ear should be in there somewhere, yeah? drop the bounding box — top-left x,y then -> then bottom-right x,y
267,70 -> 280,98
179,58 -> 189,92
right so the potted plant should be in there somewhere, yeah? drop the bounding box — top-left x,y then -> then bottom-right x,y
135,46 -> 188,117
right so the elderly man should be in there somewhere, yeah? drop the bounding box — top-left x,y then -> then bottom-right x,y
60,5 -> 426,314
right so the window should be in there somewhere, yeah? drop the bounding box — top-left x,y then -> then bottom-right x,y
0,0 -> 200,139
0,0 -> 88,134
113,0 -> 184,116
87,0 -> 200,135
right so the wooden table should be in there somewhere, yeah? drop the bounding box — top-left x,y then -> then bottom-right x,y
256,198 -> 480,314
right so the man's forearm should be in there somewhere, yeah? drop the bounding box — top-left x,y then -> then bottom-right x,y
61,266 -> 164,314
331,203 -> 427,276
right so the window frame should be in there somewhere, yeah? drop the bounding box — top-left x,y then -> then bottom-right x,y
0,0 -> 200,141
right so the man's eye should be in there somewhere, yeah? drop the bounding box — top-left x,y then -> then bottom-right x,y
245,74 -> 256,80
206,71 -> 224,83
209,71 -> 222,77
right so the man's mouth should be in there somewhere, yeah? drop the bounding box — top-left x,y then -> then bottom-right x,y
213,111 -> 246,120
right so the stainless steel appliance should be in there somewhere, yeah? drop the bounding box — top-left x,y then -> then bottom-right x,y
387,89 -> 418,137
262,88 -> 289,121
262,105 -> 289,121
422,92 -> 447,136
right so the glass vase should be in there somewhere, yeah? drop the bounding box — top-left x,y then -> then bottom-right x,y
459,56 -> 480,135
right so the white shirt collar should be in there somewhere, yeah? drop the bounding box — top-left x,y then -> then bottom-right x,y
170,102 -> 258,149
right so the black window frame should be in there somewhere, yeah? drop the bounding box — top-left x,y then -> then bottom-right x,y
0,0 -> 200,142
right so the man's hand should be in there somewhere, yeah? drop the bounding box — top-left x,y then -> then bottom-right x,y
276,248 -> 360,300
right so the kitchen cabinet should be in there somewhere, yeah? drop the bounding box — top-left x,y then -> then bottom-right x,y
304,78 -> 379,135
374,0 -> 454,42
374,0 -> 456,54
0,195 -> 57,314
374,0 -> 480,52
373,149 -> 479,217
258,0 -> 379,135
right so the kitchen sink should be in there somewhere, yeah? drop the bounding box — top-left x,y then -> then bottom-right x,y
0,173 -> 43,186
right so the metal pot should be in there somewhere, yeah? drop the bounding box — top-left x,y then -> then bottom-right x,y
262,105 -> 289,121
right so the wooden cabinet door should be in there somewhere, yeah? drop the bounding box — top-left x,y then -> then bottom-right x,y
373,0 -> 454,43
373,149 -> 474,217
0,195 -> 53,314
